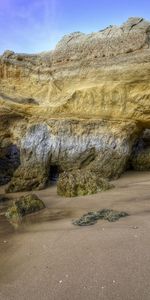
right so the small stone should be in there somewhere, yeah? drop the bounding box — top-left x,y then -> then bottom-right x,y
3,240 -> 8,243
113,280 -> 116,283
59,280 -> 63,284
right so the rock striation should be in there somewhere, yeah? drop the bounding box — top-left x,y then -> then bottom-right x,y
0,17 -> 150,193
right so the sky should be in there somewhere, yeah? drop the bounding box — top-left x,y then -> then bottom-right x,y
0,0 -> 150,54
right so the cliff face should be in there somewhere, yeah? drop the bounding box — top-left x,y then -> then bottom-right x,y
0,17 -> 150,192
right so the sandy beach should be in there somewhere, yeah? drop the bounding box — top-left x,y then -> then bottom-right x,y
0,171 -> 150,300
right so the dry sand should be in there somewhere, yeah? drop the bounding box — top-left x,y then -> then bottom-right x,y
0,171 -> 150,300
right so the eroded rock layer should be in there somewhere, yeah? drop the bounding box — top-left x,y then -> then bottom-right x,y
0,17 -> 150,192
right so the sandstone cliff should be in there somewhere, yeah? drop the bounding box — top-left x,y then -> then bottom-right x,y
0,17 -> 150,193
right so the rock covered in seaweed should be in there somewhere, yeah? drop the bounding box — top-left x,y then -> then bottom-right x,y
57,169 -> 113,197
5,194 -> 45,222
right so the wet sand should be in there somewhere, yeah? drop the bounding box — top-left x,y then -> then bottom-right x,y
0,171 -> 150,300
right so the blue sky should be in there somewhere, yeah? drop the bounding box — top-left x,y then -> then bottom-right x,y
0,0 -> 150,54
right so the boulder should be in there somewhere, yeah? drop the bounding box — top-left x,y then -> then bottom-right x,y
5,194 -> 45,222
57,169 -> 113,197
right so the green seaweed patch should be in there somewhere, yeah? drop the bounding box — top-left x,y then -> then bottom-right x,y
73,209 -> 129,226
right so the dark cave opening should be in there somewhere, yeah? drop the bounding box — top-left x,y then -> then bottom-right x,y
128,129 -> 150,171
49,165 -> 60,182
0,145 -> 20,185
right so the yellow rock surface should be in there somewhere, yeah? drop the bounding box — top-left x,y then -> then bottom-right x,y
0,17 -> 150,126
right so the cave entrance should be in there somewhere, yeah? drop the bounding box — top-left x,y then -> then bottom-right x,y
129,128 -> 150,171
0,144 -> 20,185
49,165 -> 60,182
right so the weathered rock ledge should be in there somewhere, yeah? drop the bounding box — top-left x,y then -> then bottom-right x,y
0,17 -> 150,194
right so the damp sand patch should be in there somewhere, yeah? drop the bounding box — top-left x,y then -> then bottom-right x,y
73,209 -> 129,226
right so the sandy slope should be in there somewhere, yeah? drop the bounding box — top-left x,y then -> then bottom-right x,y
0,171 -> 150,300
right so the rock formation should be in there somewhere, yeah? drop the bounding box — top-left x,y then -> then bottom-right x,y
0,17 -> 150,194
